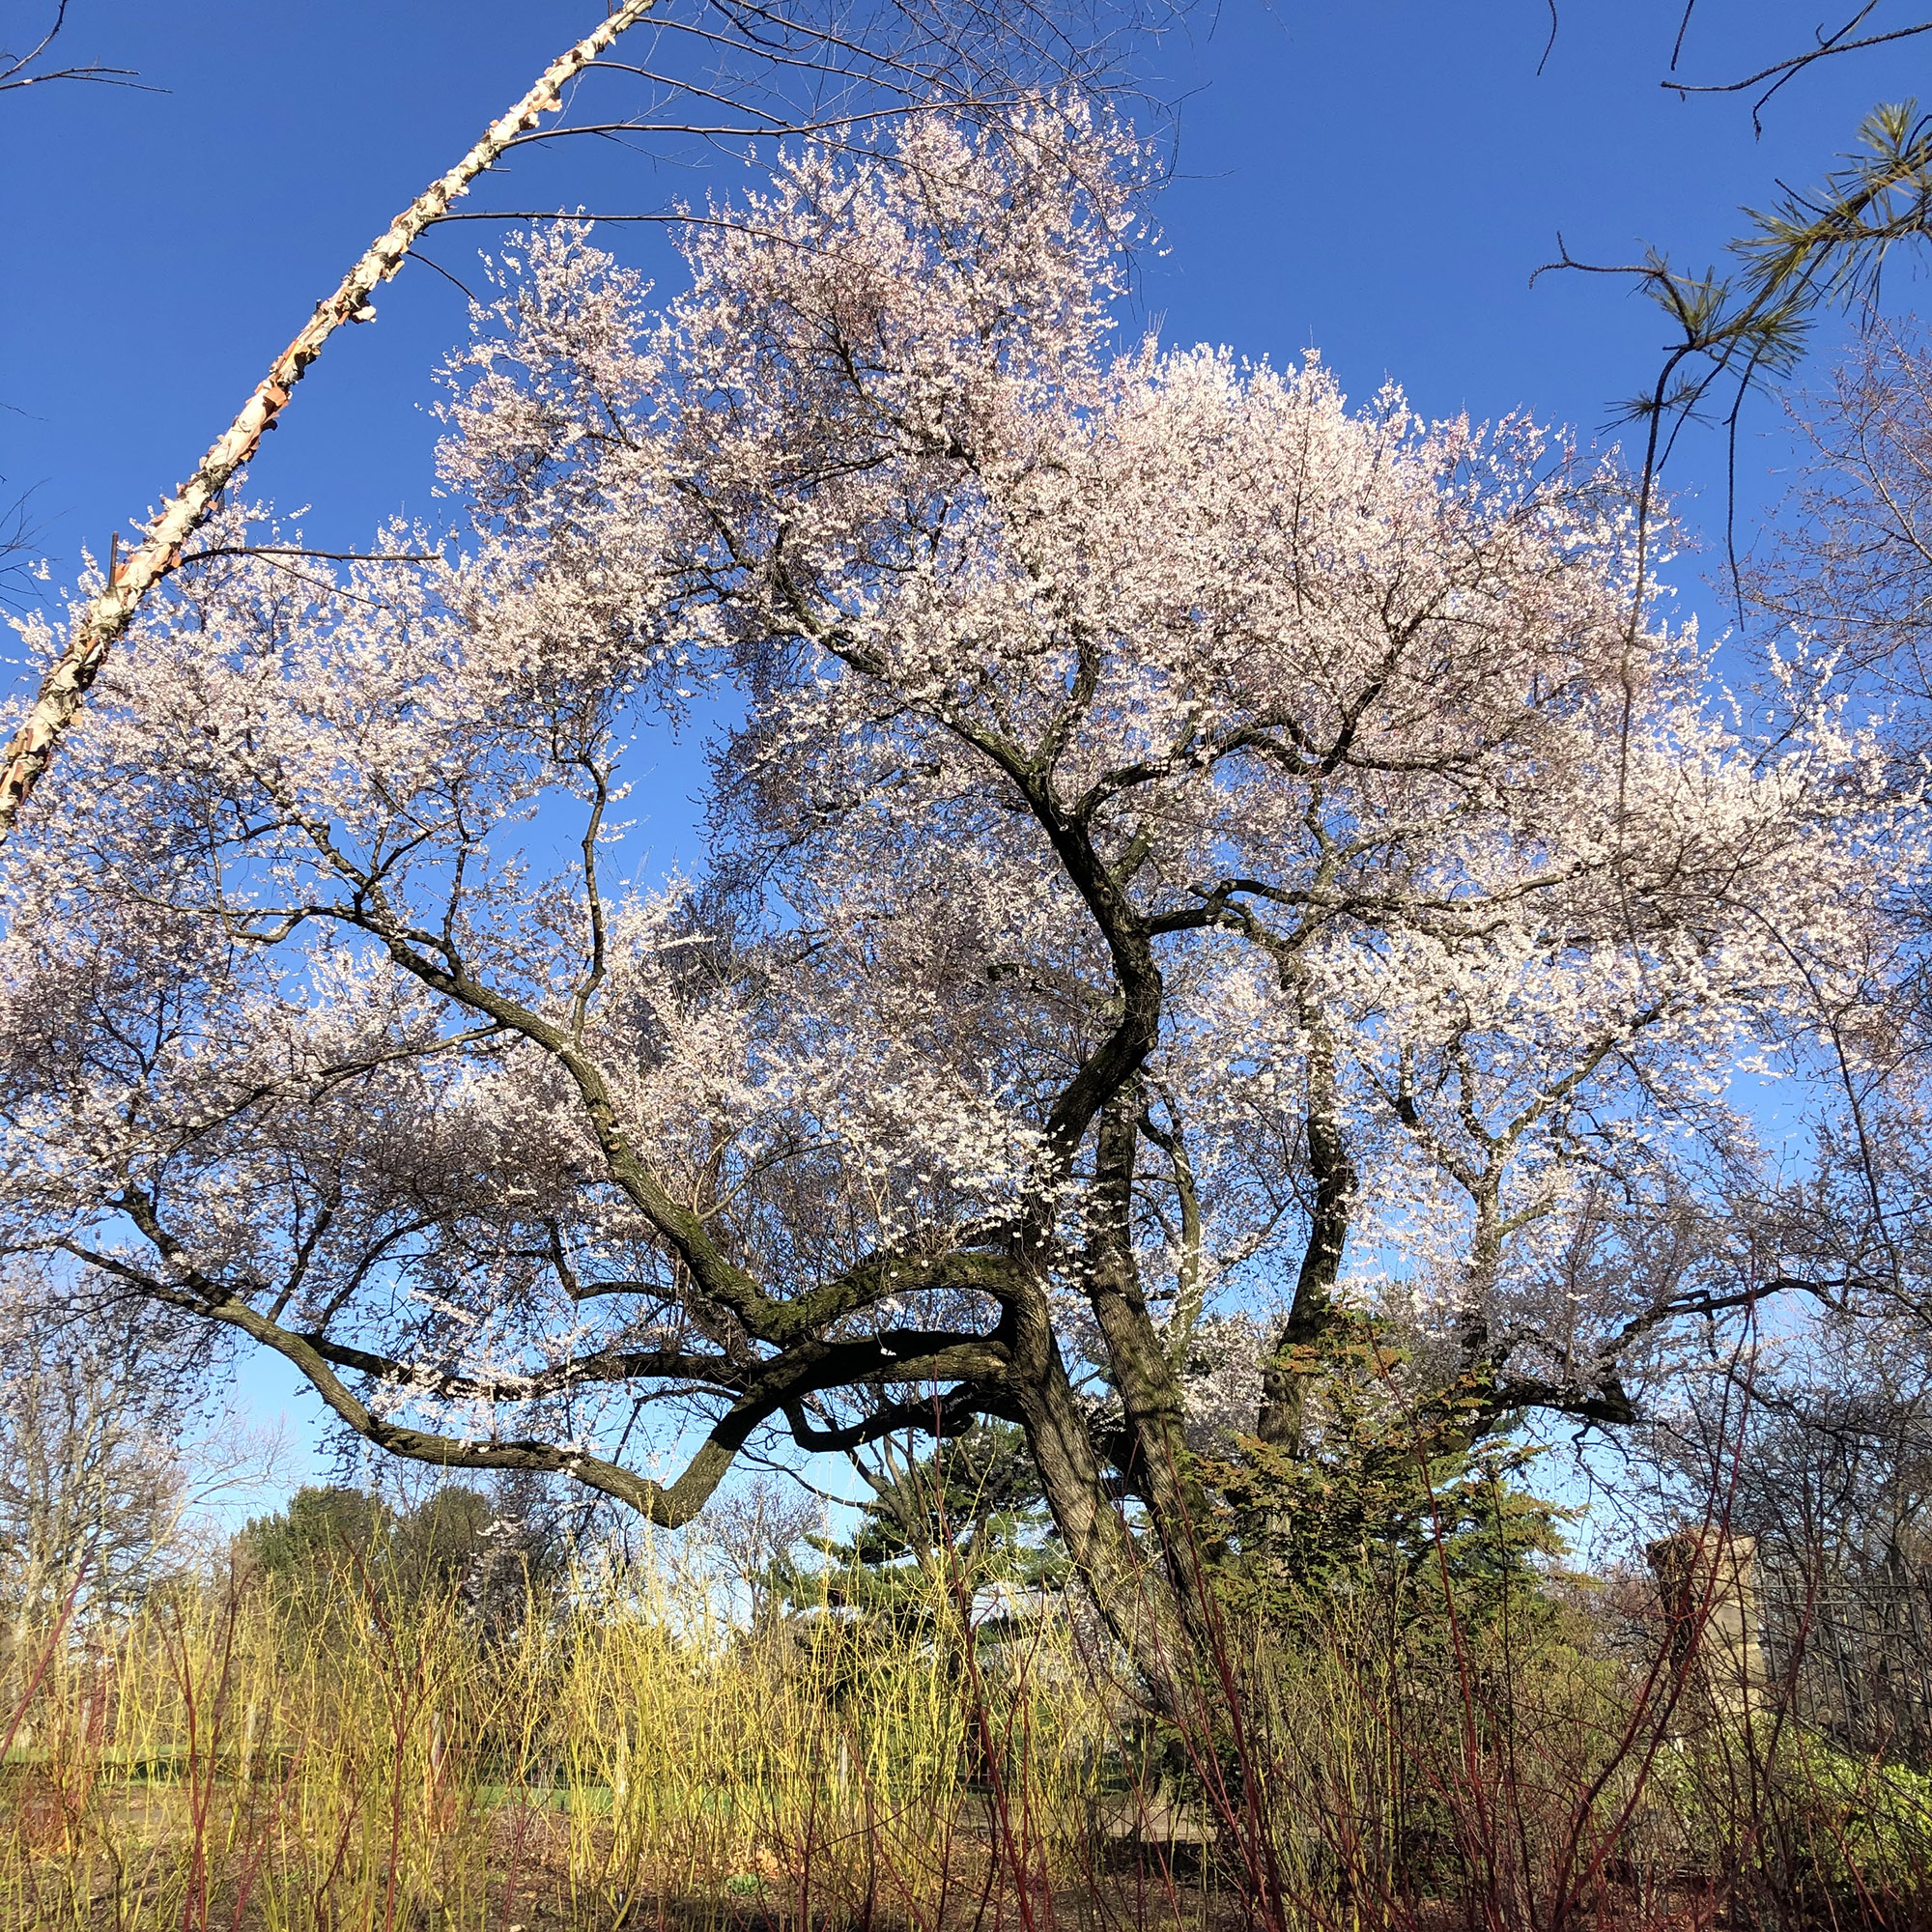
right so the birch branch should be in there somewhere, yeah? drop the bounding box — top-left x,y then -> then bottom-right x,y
0,0 -> 661,839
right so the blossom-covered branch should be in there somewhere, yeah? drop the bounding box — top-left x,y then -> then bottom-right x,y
0,0 -> 663,838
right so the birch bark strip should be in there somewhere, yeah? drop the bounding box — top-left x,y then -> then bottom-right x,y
0,0 -> 660,838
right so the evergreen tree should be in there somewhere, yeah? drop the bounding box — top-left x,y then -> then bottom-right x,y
772,1425 -> 1068,1634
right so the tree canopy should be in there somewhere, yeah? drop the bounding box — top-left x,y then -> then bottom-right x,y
0,99 -> 1915,1695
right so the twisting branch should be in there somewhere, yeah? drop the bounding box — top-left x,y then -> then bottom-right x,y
0,0 -> 663,839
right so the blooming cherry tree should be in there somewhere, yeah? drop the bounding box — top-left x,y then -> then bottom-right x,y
0,103 -> 1903,1683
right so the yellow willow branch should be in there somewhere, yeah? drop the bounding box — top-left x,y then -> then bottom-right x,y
0,0 -> 660,838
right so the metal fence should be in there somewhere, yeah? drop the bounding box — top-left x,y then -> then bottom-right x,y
1756,1563 -> 1932,1766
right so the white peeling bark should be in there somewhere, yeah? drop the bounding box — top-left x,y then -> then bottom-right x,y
0,0 -> 660,838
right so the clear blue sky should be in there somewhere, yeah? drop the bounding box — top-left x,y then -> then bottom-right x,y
1,0 -> 1918,1494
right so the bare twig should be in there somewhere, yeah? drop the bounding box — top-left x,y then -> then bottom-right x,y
1665,13 -> 1932,136
176,546 -> 441,567
0,0 -> 147,96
